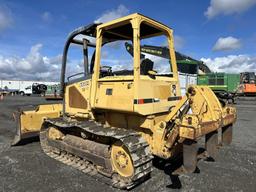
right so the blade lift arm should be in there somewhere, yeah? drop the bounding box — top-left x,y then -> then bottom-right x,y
156,85 -> 236,158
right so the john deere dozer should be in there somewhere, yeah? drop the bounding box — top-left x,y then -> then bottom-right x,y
12,13 -> 236,189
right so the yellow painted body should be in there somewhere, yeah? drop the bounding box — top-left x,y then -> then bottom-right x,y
179,86 -> 236,140
15,13 -> 236,161
18,104 -> 62,134
12,104 -> 62,145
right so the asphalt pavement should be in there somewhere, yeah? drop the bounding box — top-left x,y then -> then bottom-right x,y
0,96 -> 255,192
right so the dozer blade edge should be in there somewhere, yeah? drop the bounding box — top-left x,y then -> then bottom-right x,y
12,104 -> 62,145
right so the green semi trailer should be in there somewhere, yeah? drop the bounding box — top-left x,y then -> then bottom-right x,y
197,73 -> 240,103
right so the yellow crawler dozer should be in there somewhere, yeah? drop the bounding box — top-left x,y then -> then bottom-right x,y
12,13 -> 236,189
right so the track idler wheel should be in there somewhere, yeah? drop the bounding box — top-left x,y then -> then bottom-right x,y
111,141 -> 134,178
221,125 -> 232,145
182,139 -> 198,173
205,130 -> 218,160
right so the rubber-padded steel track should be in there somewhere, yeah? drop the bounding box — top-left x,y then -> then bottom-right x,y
40,118 -> 154,189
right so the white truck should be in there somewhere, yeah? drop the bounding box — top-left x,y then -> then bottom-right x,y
0,80 -> 58,96
19,85 -> 32,96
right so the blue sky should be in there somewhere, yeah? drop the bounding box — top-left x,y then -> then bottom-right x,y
0,0 -> 256,80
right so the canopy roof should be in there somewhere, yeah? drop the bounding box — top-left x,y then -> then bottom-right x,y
98,13 -> 171,40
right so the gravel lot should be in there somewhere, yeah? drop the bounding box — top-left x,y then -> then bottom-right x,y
0,96 -> 256,192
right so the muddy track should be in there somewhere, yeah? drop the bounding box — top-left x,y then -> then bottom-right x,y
40,118 -> 154,189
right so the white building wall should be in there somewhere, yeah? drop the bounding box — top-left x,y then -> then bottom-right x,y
178,73 -> 197,96
1,80 -> 20,91
0,80 -> 58,92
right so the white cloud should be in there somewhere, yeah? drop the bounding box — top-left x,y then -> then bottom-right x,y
201,55 -> 256,73
174,35 -> 185,50
41,11 -> 52,22
0,44 -> 62,81
213,36 -> 241,51
94,5 -> 129,23
205,0 -> 256,19
0,5 -> 13,32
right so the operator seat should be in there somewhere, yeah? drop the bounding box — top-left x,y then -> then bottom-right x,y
140,58 -> 154,75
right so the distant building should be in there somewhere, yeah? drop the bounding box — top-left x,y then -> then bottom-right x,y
0,79 -> 58,94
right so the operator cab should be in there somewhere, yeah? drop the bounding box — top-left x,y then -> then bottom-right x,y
96,20 -> 175,80
62,14 -> 181,116
92,13 -> 180,115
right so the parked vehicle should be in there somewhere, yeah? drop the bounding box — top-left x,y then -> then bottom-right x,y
238,72 -> 256,96
19,85 -> 32,96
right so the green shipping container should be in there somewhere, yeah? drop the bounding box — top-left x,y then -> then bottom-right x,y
197,73 -> 240,93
